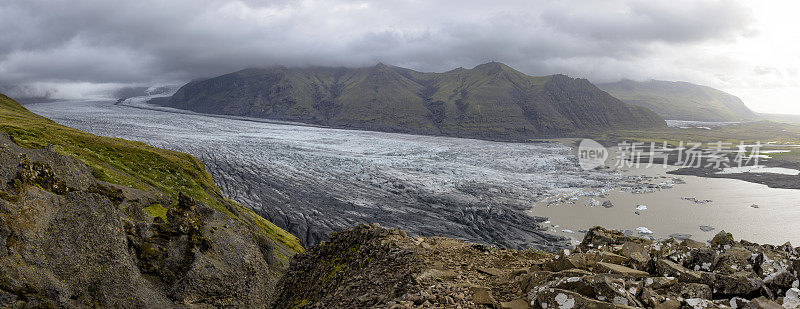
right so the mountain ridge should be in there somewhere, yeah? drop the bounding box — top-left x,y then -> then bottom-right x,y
158,62 -> 666,140
598,79 -> 758,122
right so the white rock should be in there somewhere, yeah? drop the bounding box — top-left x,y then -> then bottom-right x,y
784,288 -> 800,308
554,293 -> 575,309
685,298 -> 713,308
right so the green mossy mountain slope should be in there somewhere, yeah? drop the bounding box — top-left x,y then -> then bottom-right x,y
598,79 -> 758,122
0,93 -> 304,306
162,62 -> 665,140
0,93 -> 300,254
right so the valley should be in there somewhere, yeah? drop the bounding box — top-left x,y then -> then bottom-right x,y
5,1 -> 800,307
27,99 -> 800,251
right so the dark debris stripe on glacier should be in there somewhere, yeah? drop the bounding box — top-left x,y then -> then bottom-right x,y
27,100 -> 621,251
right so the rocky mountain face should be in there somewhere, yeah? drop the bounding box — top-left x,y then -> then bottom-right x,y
274,224 -> 800,308
0,94 -> 302,307
598,79 -> 759,122
159,62 -> 665,140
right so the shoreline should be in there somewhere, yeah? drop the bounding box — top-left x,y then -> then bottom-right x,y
528,143 -> 800,247
590,136 -> 800,191
669,166 -> 800,189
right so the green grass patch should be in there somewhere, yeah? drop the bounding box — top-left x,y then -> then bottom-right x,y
291,298 -> 310,309
144,203 -> 168,222
0,93 -> 302,256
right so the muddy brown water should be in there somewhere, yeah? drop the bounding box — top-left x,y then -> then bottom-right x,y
529,160 -> 800,246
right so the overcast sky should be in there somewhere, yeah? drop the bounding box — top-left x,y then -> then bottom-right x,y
1,0 -> 798,113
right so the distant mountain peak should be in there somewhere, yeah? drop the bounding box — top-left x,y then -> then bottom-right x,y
443,67 -> 466,74
548,73 -> 573,81
365,62 -> 407,82
472,61 -> 518,75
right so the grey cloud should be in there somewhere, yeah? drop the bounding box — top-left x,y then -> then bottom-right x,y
0,0 -> 755,96
754,66 -> 782,77
540,0 -> 752,43
0,84 -> 55,100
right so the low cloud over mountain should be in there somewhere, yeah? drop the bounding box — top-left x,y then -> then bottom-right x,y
0,0 -> 755,97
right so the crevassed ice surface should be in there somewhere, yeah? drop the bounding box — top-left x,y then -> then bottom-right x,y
27,100 -> 619,250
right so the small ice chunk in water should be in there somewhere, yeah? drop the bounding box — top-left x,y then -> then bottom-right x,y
669,233 -> 692,241
636,205 -> 647,211
699,225 -> 715,232
636,227 -> 653,235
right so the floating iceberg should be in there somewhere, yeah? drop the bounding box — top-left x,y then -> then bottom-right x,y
636,227 -> 654,235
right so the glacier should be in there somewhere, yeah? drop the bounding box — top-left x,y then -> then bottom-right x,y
27,99 -> 621,250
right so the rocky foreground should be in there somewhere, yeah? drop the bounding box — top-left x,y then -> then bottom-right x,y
0,132 -> 298,307
273,224 -> 800,308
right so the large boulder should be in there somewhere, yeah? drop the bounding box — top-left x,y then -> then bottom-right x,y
669,283 -> 712,300
543,252 -> 589,272
713,272 -> 764,296
763,269 -> 797,291
585,251 -> 632,268
744,296 -> 783,308
594,262 -> 650,279
521,271 -> 556,293
620,242 -> 650,270
642,277 -> 679,290
685,247 -> 718,272
546,274 -> 638,305
715,247 -> 756,274
580,227 -> 651,251
530,288 -> 637,308
655,259 -> 708,284
710,230 -> 737,249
